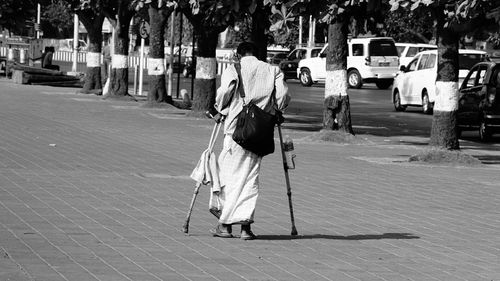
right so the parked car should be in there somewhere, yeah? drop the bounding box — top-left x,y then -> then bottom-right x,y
396,43 -> 437,67
457,61 -> 500,141
297,37 -> 400,89
392,49 -> 489,114
279,46 -> 323,80
267,51 -> 288,65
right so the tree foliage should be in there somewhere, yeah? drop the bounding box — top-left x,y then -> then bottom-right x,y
389,0 -> 500,29
384,6 -> 434,43
43,0 -> 74,38
0,0 -> 50,36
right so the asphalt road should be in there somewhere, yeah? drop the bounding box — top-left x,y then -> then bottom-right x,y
284,79 -> 434,137
51,60 -> 500,144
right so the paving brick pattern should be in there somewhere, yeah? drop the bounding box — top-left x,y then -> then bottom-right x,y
0,79 -> 499,281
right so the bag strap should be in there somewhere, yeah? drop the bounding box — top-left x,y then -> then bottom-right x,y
234,61 -> 278,110
234,63 -> 246,104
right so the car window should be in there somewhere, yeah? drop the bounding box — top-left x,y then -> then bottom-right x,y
417,54 -> 429,70
396,46 -> 405,56
406,57 -> 419,72
276,53 -> 287,59
459,53 -> 485,70
298,49 -> 306,59
425,54 -> 437,69
311,49 -> 321,58
352,44 -> 364,56
288,50 -> 297,60
464,68 -> 479,88
407,47 -> 418,57
369,40 -> 398,56
477,67 -> 487,84
492,68 -> 500,86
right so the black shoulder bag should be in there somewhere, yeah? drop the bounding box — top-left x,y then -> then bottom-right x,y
232,63 -> 279,157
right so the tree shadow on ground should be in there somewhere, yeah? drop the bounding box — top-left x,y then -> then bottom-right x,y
256,232 -> 420,241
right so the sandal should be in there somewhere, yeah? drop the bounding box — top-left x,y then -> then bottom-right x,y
209,224 -> 233,238
240,230 -> 257,240
240,225 -> 256,240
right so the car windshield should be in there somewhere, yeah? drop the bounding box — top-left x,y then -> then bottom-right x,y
459,53 -> 486,70
369,40 -> 398,56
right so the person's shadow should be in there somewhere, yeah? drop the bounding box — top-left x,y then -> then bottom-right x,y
256,233 -> 420,240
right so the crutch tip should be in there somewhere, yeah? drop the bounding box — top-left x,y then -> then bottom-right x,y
182,225 -> 189,234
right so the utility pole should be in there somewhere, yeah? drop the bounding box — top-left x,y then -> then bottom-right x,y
72,14 -> 78,73
36,3 -> 41,39
308,15 -> 313,47
299,16 -> 303,46
167,14 -> 175,98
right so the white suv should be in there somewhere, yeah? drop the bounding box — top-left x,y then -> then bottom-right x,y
297,37 -> 400,89
396,43 -> 437,67
392,49 -> 489,114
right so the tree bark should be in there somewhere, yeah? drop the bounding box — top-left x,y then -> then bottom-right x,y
429,6 -> 460,150
251,2 -> 267,62
147,5 -> 173,105
105,1 -> 135,101
78,12 -> 104,94
191,29 -> 219,113
323,21 -> 354,134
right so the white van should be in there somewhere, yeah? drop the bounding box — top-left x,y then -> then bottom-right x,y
297,37 -> 400,89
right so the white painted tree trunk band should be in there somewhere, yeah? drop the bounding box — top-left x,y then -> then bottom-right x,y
434,81 -> 459,111
112,54 -> 128,69
147,58 -> 165,75
196,57 -> 217,79
325,70 -> 348,97
86,52 -> 101,67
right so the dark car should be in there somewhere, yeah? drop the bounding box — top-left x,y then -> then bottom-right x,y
279,46 -> 322,80
457,61 -> 500,141
266,51 -> 288,65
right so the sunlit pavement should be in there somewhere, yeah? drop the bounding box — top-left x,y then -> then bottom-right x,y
0,78 -> 499,281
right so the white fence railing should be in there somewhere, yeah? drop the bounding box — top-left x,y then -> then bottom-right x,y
0,46 -> 234,75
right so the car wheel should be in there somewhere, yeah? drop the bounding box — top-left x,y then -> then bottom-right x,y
347,70 -> 362,89
300,68 -> 313,87
422,90 -> 433,115
393,90 -> 406,112
479,120 -> 491,142
375,79 -> 392,89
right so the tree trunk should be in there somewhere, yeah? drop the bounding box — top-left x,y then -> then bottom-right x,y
429,8 -> 460,150
323,21 -> 354,134
191,29 -> 218,113
105,5 -> 135,101
251,3 -> 267,62
147,5 -> 172,104
79,13 -> 104,94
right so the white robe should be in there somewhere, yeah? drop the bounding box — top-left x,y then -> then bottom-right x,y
214,55 -> 290,225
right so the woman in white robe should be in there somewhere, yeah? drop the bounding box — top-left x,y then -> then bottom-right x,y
213,42 -> 290,240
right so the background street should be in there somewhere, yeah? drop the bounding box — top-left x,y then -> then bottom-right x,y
1,77 -> 500,281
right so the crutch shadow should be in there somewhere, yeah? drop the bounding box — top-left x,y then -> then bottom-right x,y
256,233 -> 420,240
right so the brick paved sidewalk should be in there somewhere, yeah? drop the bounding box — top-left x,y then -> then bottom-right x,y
0,79 -> 499,281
